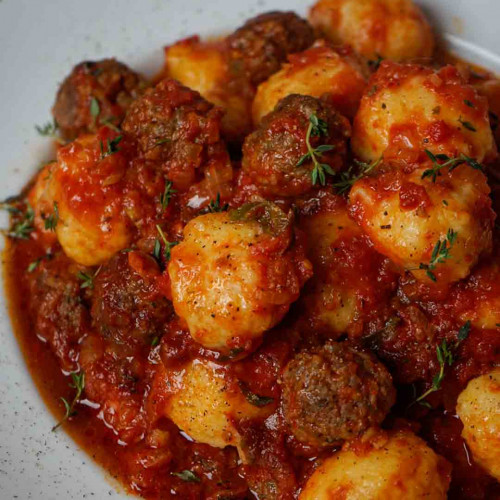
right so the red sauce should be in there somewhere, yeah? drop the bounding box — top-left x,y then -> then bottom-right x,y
2,26 -> 500,500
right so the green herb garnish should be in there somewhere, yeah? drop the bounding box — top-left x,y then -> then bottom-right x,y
160,181 -> 176,211
208,193 -> 229,213
239,381 -> 274,407
458,116 -> 477,132
156,225 -> 178,261
52,371 -> 85,431
4,204 -> 35,239
332,157 -> 382,195
99,135 -> 122,159
171,470 -> 201,483
421,149 -> 483,183
229,202 -> 289,236
43,201 -> 59,231
90,97 -> 100,122
296,113 -> 336,186
418,229 -> 457,282
414,321 -> 470,407
77,266 -> 101,290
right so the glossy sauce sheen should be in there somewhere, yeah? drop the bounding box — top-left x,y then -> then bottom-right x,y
3,5 -> 500,500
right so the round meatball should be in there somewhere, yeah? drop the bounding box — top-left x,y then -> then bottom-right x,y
281,342 -> 395,447
226,11 -> 315,86
79,332 -> 147,444
300,430 -> 451,499
252,41 -> 367,123
50,128 -> 132,266
456,369 -> 500,480
122,78 -> 231,192
164,36 -> 253,144
297,193 -> 397,337
352,62 -> 497,164
309,0 -> 435,63
29,252 -> 90,372
153,358 -> 272,453
167,204 -> 312,354
53,58 -> 147,140
243,94 -> 350,197
349,164 -> 494,285
91,250 -> 172,347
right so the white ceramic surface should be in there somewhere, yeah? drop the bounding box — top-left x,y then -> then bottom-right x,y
0,0 -> 498,498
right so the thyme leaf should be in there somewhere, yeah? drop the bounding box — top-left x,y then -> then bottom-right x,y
171,470 -> 201,483
208,193 -> 229,213
332,157 -> 382,195
421,149 -> 483,183
156,225 -> 178,261
296,113 -> 336,186
52,371 -> 85,431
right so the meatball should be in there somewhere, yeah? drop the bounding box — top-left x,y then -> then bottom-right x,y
297,193 -> 397,337
456,369 -> 500,481
252,41 -> 367,123
349,163 -> 494,285
167,203 -> 312,354
53,58 -> 147,140
122,78 -> 231,192
29,252 -> 90,372
300,429 -> 451,499
226,11 -> 315,86
164,36 -> 253,144
242,94 -> 351,197
79,332 -> 147,444
91,251 -> 172,347
150,358 -> 272,454
49,128 -> 132,266
309,0 -> 435,63
281,342 -> 395,447
352,62 -> 497,164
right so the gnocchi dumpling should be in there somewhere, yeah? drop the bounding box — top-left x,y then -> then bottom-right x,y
297,193 -> 396,336
352,62 -> 497,164
300,430 -> 451,499
456,369 -> 500,480
161,358 -> 272,453
168,204 -> 312,354
252,41 -> 366,123
50,130 -> 132,266
349,164 -> 494,285
164,36 -> 252,143
309,0 -> 435,63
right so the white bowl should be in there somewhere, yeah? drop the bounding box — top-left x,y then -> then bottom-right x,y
0,0 -> 498,498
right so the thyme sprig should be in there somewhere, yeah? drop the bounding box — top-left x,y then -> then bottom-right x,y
52,371 -> 85,431
3,204 -> 35,239
35,120 -> 64,144
414,321 -> 471,407
160,181 -> 176,211
333,157 -> 382,195
77,266 -> 101,290
418,229 -> 457,282
208,193 -> 229,213
422,149 -> 483,183
43,202 -> 59,231
297,114 -> 336,186
171,470 -> 201,483
99,135 -> 122,160
156,225 -> 178,261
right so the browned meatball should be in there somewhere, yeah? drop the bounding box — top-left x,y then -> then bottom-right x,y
53,58 -> 147,140
242,94 -> 350,197
91,250 -> 172,347
281,342 -> 395,447
227,11 -> 315,86
122,78 -> 231,192
29,252 -> 90,372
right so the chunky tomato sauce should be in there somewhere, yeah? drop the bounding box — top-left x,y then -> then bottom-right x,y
3,4 -> 500,500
